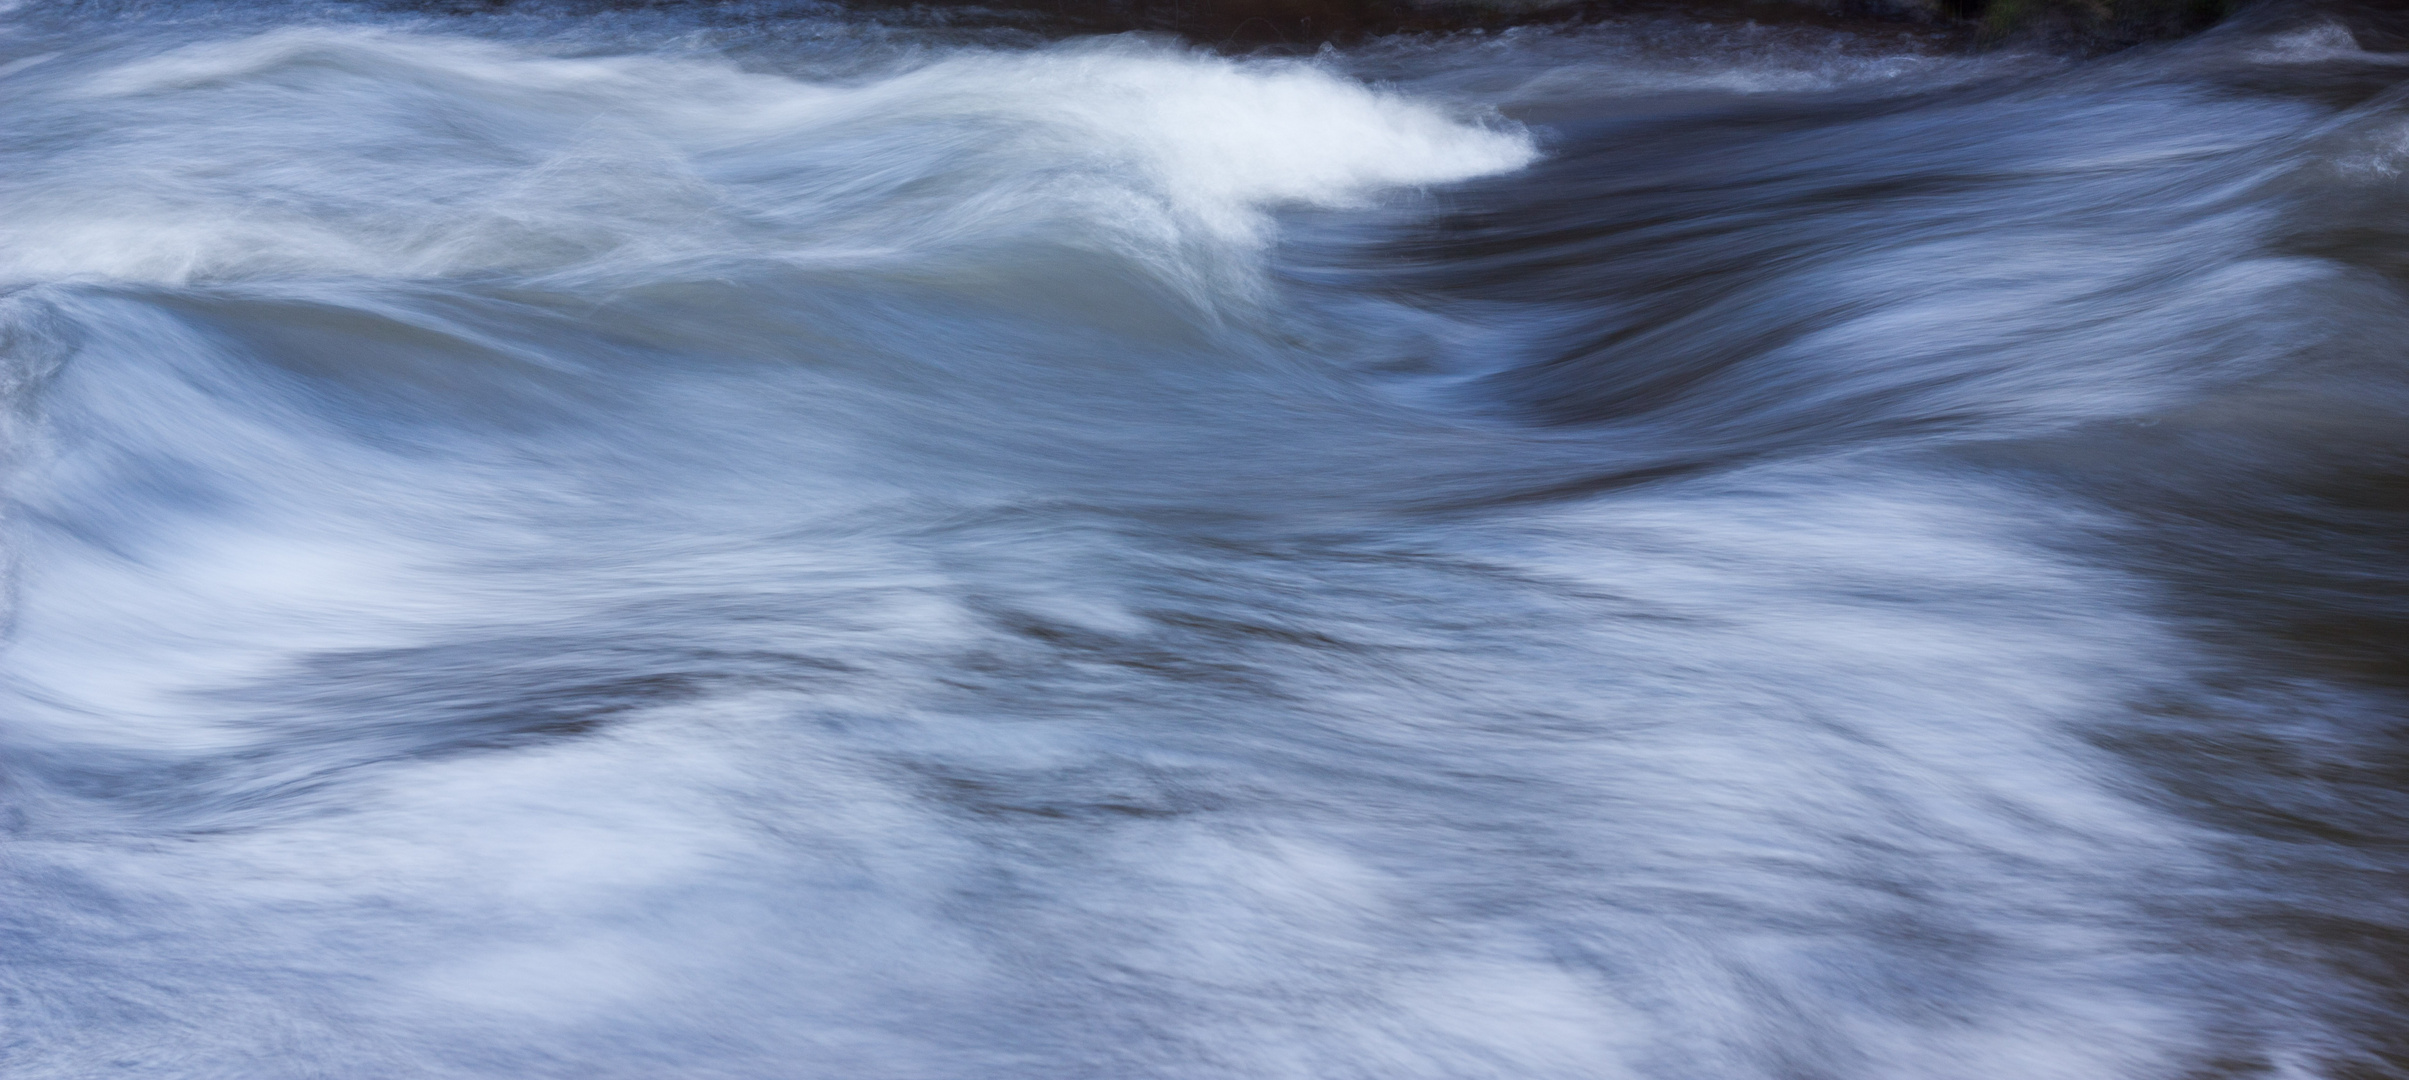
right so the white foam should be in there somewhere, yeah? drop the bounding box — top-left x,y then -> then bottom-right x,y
2251,20 -> 2409,65
0,30 -> 1531,291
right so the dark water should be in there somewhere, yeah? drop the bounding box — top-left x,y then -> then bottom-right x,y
2,1 -> 2407,1076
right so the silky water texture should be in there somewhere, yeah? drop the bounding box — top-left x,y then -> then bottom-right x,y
1,3 -> 2407,1078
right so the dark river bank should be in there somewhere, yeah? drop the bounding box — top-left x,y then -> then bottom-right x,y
2,0 -> 2406,1076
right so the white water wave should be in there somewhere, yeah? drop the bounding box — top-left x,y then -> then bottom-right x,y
0,28 -> 1531,292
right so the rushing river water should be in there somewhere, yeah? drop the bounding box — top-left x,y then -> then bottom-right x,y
2,1 -> 2406,1076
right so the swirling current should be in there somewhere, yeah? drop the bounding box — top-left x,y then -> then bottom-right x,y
2,1 -> 2407,1076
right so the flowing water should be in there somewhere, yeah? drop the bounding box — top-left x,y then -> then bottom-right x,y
2,1 -> 2407,1076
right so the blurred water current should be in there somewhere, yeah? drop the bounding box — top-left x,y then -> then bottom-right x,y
2,1 -> 2408,1076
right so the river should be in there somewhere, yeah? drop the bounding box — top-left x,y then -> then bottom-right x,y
1,1 -> 2404,1076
